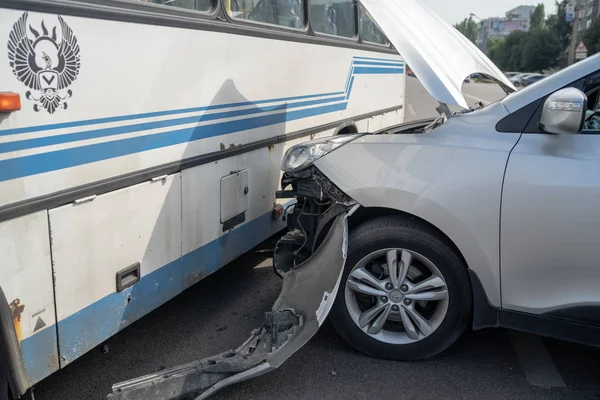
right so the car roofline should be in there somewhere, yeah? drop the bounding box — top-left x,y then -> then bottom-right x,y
502,53 -> 600,114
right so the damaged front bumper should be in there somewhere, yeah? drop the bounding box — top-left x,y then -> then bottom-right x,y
107,204 -> 357,400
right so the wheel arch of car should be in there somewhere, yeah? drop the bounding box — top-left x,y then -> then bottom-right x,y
346,205 -> 510,330
331,168 -> 600,344
311,149 -> 507,310
348,206 -> 469,266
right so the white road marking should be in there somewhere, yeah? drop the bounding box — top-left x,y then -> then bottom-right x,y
408,104 -> 416,116
509,331 -> 566,389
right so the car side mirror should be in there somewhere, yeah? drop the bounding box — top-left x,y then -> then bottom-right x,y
540,88 -> 587,135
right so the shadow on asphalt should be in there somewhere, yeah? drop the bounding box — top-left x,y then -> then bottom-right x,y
35,235 -> 600,400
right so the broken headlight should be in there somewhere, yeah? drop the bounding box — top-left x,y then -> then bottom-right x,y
281,134 -> 362,173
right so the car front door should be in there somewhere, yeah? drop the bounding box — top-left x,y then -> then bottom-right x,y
501,69 -> 600,325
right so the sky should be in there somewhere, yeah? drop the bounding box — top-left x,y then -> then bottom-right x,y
421,0 -> 559,25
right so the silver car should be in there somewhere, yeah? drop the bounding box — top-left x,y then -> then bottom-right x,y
275,0 -> 600,361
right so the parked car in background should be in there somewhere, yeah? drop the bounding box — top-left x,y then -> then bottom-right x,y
407,66 -> 416,77
504,72 -> 522,79
520,73 -> 548,87
511,73 -> 533,87
463,73 -> 481,83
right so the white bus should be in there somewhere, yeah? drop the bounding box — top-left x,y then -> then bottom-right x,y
0,0 -> 405,397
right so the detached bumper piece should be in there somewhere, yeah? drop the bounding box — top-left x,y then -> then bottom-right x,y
107,209 -> 353,400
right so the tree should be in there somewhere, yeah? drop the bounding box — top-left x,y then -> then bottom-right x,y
487,37 -> 507,69
485,31 -> 530,71
454,16 -> 478,44
546,0 -> 572,49
530,3 -> 546,30
503,30 -> 529,71
462,1 -> 573,71
582,17 -> 600,56
485,31 -> 527,71
522,29 -> 561,72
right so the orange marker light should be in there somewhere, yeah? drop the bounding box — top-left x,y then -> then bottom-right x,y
0,92 -> 21,112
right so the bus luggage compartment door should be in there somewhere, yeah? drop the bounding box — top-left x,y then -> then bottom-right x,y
49,174 -> 183,366
220,169 -> 249,231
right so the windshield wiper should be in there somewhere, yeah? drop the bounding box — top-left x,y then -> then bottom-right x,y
453,101 -> 485,116
470,101 -> 485,110
420,115 -> 447,133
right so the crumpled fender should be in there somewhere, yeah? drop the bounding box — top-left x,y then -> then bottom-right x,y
108,205 -> 358,400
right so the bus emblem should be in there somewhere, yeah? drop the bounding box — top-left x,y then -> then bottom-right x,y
7,12 -> 81,114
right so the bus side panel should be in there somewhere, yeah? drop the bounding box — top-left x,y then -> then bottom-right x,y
0,9 -> 405,208
0,211 -> 58,386
181,145 -> 285,287
49,174 -> 182,365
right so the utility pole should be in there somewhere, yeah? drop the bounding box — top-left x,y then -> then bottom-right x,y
567,1 -> 580,66
470,13 -> 485,51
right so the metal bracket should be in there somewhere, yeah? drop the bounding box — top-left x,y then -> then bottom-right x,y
436,102 -> 452,119
150,175 -> 168,183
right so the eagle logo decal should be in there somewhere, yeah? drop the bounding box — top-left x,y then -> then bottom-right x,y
8,12 -> 81,114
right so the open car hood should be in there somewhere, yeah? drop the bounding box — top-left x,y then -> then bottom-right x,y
360,0 -> 516,109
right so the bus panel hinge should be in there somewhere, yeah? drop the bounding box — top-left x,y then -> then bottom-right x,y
74,195 -> 97,205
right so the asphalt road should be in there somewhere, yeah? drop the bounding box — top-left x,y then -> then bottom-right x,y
34,80 -> 600,400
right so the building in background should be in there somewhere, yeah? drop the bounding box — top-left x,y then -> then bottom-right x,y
506,5 -> 537,20
477,5 -> 535,52
576,0 -> 599,34
566,0 -> 599,64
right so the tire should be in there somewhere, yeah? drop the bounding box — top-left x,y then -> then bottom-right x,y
0,358 -> 11,400
329,215 -> 472,360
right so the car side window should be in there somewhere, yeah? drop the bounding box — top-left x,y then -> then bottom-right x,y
583,72 -> 600,133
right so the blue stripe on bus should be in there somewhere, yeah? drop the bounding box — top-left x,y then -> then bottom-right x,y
0,102 -> 347,182
0,57 -> 403,182
0,91 -> 345,136
20,324 -> 59,386
0,96 -> 346,154
352,61 -> 404,67
0,56 -> 403,138
346,77 -> 355,100
345,67 -> 355,93
352,56 -> 404,63
354,67 -> 404,74
57,256 -> 183,366
344,62 -> 354,93
23,208 -> 283,371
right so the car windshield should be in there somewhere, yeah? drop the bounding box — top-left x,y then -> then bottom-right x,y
404,74 -> 510,134
455,76 -> 510,114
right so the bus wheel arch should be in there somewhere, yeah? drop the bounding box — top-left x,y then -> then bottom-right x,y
334,121 -> 359,135
0,286 -> 29,399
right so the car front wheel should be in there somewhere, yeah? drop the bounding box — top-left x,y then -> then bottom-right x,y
329,215 -> 472,360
